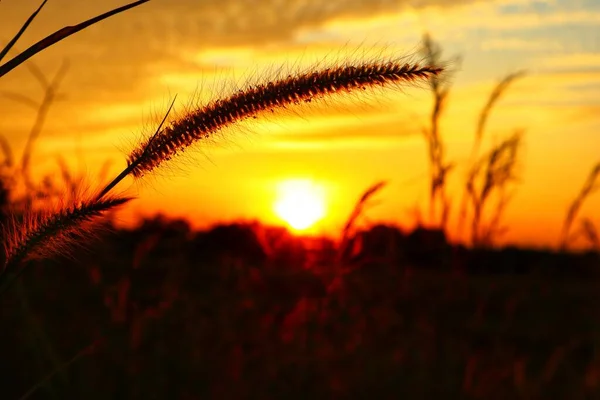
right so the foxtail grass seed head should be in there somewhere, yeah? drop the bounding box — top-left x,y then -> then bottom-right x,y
1,195 -> 132,274
127,61 -> 442,178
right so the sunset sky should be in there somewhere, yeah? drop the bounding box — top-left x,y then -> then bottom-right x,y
0,0 -> 598,249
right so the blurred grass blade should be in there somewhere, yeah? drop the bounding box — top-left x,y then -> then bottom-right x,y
19,60 -> 69,190
0,0 -> 48,63
474,70 -> 526,153
0,0 -> 150,79
0,134 -> 13,167
338,180 -> 387,264
560,162 -> 600,249
19,337 -> 104,400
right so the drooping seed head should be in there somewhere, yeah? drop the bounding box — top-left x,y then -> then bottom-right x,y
1,194 -> 132,276
127,60 -> 442,178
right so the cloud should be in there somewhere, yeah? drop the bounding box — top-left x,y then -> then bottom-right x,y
2,0 -> 487,50
536,53 -> 600,70
310,4 -> 600,42
480,37 -> 563,51
0,0 -> 487,104
520,70 -> 600,93
132,0 -> 487,47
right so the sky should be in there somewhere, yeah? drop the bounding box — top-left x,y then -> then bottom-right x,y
0,0 -> 599,249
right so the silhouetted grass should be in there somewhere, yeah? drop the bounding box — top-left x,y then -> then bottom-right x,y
419,33 -> 459,230
458,71 -> 526,246
1,2 -> 598,400
2,220 -> 599,399
466,131 -> 523,247
560,162 -> 600,250
338,180 -> 387,265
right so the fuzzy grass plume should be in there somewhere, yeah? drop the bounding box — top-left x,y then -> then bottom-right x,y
125,61 -> 442,179
0,194 -> 131,292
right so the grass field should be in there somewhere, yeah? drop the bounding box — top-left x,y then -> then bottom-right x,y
1,3 -> 599,399
1,222 -> 599,399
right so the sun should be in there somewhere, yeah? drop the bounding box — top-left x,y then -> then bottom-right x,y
274,179 -> 326,231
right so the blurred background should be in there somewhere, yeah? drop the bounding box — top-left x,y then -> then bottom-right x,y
1,1 -> 600,399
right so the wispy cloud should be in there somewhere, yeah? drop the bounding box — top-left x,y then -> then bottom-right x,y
537,53 -> 600,70
480,37 -> 563,51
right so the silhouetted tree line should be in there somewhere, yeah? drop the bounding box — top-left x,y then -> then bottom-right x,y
342,223 -> 598,278
88,216 -> 600,281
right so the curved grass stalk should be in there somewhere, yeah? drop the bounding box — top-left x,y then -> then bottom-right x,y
0,0 -> 150,79
125,61 -> 442,178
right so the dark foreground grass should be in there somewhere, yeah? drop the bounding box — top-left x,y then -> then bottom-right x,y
1,225 -> 599,400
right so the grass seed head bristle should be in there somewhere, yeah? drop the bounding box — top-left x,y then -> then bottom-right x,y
127,60 -> 442,178
1,194 -> 132,276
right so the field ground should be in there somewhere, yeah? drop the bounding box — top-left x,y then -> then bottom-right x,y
2,246 -> 600,399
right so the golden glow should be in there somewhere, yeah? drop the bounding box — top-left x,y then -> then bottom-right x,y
1,1 -> 599,248
274,179 -> 326,231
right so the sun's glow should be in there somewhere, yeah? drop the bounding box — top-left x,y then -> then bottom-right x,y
274,179 -> 326,231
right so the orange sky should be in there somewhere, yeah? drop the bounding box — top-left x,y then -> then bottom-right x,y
0,0 -> 599,249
